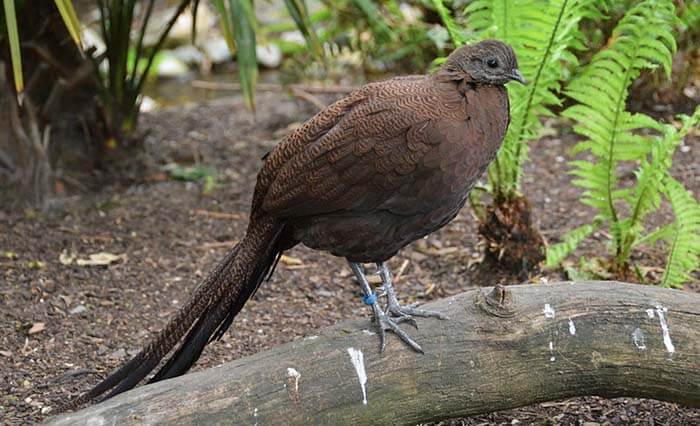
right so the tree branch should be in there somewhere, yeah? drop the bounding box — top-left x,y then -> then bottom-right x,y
49,281 -> 700,425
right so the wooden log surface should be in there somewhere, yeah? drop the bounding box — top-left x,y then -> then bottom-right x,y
48,281 -> 700,425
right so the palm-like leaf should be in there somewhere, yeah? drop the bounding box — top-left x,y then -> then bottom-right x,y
2,0 -> 23,98
227,0 -> 257,110
283,0 -> 322,57
54,0 -> 82,48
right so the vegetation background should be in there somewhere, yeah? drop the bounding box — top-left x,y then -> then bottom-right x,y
0,0 -> 698,423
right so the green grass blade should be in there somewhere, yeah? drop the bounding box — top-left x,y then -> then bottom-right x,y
228,0 -> 258,110
213,0 -> 236,53
191,0 -> 200,44
54,0 -> 82,48
350,0 -> 393,43
133,0 -> 193,118
283,0 -> 322,57
3,0 -> 23,98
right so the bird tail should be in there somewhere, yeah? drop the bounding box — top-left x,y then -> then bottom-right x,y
65,215 -> 286,409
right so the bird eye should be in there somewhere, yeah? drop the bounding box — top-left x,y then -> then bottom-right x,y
487,58 -> 499,68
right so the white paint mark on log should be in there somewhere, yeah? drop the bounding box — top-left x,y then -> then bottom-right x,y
85,416 -> 106,426
347,347 -> 368,405
548,341 -> 555,362
543,304 -> 555,318
568,319 -> 576,335
632,327 -> 646,350
655,306 -> 675,353
646,309 -> 655,318
287,368 -> 301,393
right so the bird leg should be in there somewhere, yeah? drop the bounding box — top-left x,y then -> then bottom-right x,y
377,262 -> 448,320
349,262 -> 424,353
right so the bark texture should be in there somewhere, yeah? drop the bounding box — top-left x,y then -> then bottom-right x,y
49,281 -> 700,425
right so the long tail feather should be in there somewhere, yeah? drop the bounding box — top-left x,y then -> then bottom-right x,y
64,216 -> 285,410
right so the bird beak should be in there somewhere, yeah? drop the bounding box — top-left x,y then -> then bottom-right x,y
509,69 -> 526,84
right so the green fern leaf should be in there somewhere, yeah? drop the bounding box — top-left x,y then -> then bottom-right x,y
546,223 -> 596,268
660,176 -> 700,288
465,0 -> 605,200
562,0 -> 676,258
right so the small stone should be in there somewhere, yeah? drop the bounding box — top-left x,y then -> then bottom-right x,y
70,304 -> 87,315
281,31 -> 305,46
109,348 -> 126,359
81,27 -> 105,55
201,37 -> 232,63
155,52 -> 190,78
256,43 -> 282,68
172,45 -> 205,65
41,406 -> 52,414
316,289 -> 333,298
140,96 -> 159,113
28,322 -> 45,335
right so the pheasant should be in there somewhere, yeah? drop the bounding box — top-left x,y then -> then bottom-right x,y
69,39 -> 523,407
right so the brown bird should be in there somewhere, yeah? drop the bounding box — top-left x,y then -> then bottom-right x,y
69,39 -> 523,407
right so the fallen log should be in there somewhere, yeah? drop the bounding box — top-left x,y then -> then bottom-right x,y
49,281 -> 700,425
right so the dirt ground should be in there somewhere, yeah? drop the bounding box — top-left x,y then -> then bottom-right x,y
1,92 -> 698,425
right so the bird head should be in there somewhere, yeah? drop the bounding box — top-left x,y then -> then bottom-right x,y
439,39 -> 525,86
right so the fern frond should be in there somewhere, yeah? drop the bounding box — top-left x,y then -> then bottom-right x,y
465,0 -> 605,200
562,0 -> 676,256
621,107 -> 700,261
546,223 -> 596,268
430,0 -> 465,46
660,176 -> 700,288
679,1 -> 700,31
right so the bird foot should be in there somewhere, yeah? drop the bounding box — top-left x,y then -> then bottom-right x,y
387,302 -> 448,321
370,303 -> 424,353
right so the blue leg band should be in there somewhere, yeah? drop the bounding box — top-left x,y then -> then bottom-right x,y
362,292 -> 377,305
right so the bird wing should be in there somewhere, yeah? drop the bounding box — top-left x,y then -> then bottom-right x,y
259,77 -> 472,218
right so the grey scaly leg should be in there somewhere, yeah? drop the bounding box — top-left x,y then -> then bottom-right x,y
377,262 -> 448,320
349,262 -> 424,353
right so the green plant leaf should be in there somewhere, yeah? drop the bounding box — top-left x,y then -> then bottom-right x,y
465,0 -> 605,200
430,0 -> 465,46
546,223 -> 596,268
2,0 -> 23,98
213,0 -> 236,53
660,176 -> 700,288
228,0 -> 258,110
562,0 -> 676,268
283,0 -> 322,57
54,0 -> 82,48
350,0 -> 393,43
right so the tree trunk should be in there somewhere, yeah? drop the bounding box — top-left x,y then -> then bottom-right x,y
49,281 -> 700,425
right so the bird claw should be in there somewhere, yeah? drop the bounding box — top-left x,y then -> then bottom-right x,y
370,303 -> 423,353
388,303 -> 449,321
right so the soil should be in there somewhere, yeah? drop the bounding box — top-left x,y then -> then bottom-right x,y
1,92 -> 698,425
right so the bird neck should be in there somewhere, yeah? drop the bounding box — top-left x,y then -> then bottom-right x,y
432,67 -> 479,95
432,66 -> 471,83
